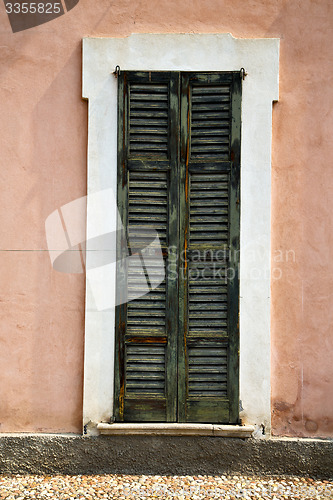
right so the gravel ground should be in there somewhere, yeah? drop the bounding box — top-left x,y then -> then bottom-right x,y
0,474 -> 332,499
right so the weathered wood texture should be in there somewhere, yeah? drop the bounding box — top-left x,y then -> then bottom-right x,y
115,71 -> 241,423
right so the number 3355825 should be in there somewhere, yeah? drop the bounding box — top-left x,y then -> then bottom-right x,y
5,3 -> 62,14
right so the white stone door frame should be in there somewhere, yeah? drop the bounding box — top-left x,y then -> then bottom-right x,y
82,33 -> 279,435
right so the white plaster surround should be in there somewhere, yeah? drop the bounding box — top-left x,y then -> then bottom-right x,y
82,33 -> 279,435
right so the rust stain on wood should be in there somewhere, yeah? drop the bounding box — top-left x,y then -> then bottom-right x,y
127,336 -> 167,344
122,73 -> 127,188
119,382 -> 124,420
185,85 -> 190,203
184,227 -> 188,272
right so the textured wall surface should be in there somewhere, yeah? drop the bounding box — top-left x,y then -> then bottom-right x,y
0,435 -> 332,478
0,0 -> 332,437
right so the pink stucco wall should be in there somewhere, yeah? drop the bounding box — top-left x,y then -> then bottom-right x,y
0,0 -> 332,436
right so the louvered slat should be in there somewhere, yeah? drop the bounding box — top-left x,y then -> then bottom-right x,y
189,172 -> 229,247
127,170 -> 167,335
116,72 -> 179,422
188,343 -> 228,397
129,83 -> 169,156
125,344 -> 165,395
190,84 -> 231,159
186,168 -> 230,402
128,171 -> 168,250
181,73 -> 240,424
117,70 -> 241,424
188,261 -> 228,338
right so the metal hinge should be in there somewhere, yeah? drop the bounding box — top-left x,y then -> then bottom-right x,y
113,65 -> 120,77
240,67 -> 247,80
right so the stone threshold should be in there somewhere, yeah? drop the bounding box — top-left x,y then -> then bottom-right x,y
97,423 -> 254,437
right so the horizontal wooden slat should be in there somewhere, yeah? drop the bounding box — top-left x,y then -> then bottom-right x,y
191,197 -> 229,207
129,205 -> 167,214
130,94 -> 168,101
190,215 -> 228,223
125,336 -> 167,343
127,345 -> 165,355
130,118 -> 168,127
127,320 -> 166,328
127,365 -> 164,372
188,286 -> 227,294
125,344 -> 166,396
129,189 -> 167,198
130,84 -> 168,93
192,85 -> 230,95
191,179 -> 229,187
128,283 -> 165,292
128,292 -> 166,301
189,366 -> 227,374
190,224 -> 228,232
189,295 -> 227,303
130,102 -> 168,111
128,171 -> 168,252
189,302 -> 227,311
188,273 -> 227,282
191,129 -> 229,137
189,309 -> 227,318
191,119 -> 229,128
190,82 -> 231,159
126,327 -> 166,336
188,160 -> 229,339
191,95 -> 230,103
190,208 -> 228,217
129,199 -> 167,207
130,110 -> 168,118
128,308 -> 165,317
131,127 -> 168,135
187,343 -> 228,398
127,269 -> 165,279
130,144 -> 168,153
126,167 -> 168,350
130,170 -> 169,178
192,111 -> 229,120
129,216 -> 167,225
189,171 -> 229,249
129,82 -> 169,158
191,145 -> 229,153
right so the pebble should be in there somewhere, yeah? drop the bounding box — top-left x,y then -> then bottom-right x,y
0,474 -> 332,499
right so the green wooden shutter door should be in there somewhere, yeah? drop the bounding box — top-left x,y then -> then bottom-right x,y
115,71 -> 241,424
179,72 -> 241,423
115,71 -> 179,422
